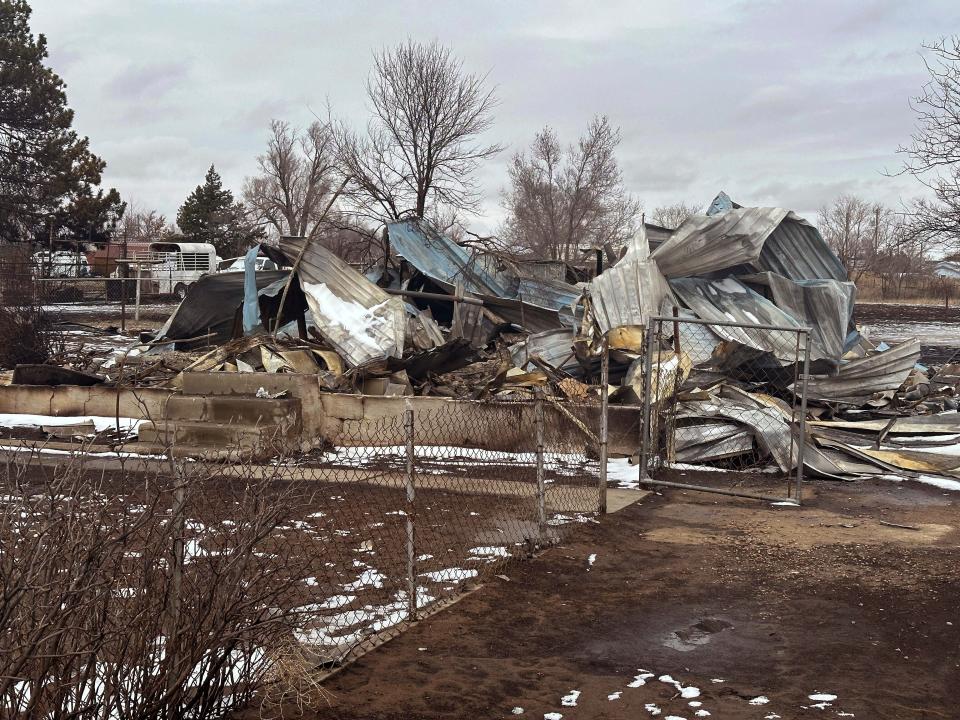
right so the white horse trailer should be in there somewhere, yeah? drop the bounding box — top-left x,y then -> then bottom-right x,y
134,242 -> 217,299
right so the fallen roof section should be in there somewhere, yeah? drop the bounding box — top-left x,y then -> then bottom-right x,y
587,229 -> 672,336
651,205 -> 847,282
670,276 -> 806,361
387,219 -> 582,330
740,271 -> 856,365
278,235 -> 406,367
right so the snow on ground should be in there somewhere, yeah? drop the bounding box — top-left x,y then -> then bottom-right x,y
420,567 -> 477,583
0,444 -> 165,460
879,472 -> 960,492
0,413 -> 143,434
468,546 -> 510,559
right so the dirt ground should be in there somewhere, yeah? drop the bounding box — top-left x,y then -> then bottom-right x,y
303,476 -> 960,720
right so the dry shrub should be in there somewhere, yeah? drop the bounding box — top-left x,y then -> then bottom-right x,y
0,450 -> 328,719
0,303 -> 55,368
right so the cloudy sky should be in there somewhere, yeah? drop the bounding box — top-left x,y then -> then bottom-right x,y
32,0 -> 960,232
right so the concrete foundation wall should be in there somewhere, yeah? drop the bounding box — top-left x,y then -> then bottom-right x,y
0,384 -> 175,421
0,371 -> 642,455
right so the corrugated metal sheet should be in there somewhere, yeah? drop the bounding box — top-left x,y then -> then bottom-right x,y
650,207 -> 847,282
278,236 -> 406,367
509,328 -> 579,372
387,219 -> 582,328
587,254 -> 672,335
740,271 -> 855,365
803,338 -> 921,405
757,217 -> 848,283
670,276 -> 806,361
387,219 -> 509,297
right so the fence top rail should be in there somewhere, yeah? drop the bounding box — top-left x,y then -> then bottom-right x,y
649,314 -> 812,335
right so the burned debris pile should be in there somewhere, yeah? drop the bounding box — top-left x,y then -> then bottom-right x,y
8,191 -> 959,482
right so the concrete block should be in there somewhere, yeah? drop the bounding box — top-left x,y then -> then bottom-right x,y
165,395 -> 301,429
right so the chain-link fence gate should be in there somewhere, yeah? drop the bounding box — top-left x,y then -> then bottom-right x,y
638,314 -> 811,504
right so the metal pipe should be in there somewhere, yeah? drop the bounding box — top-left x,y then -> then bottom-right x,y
638,316 -> 657,481
649,314 -> 812,334
639,478 -> 798,505
535,389 -> 546,532
795,330 -> 812,504
671,305 -> 681,355
383,287 -> 484,306
404,399 -> 417,621
134,264 -> 142,322
598,339 -> 609,514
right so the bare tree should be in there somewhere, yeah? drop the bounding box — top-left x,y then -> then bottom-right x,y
501,116 -> 641,261
650,201 -> 700,230
819,195 -> 911,282
119,202 -> 173,242
898,37 -> 960,248
243,120 -> 338,240
818,195 -> 873,280
333,40 -> 502,229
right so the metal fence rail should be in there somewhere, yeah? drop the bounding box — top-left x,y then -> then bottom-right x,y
638,313 -> 811,504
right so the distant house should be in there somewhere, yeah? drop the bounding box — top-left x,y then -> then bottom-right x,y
934,260 -> 960,279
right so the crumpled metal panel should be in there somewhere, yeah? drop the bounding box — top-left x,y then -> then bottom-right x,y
803,338 -> 921,405
387,219 -> 582,328
670,276 -> 806,361
740,271 -> 856,365
757,216 -> 848,283
509,328 -> 579,372
278,236 -> 406,367
587,252 -> 672,335
651,206 -> 847,282
387,219 -> 510,297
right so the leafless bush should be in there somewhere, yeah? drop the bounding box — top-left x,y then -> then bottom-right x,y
0,450 -> 326,719
0,303 -> 56,369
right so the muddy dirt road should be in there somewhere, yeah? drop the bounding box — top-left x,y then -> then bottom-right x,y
305,477 -> 960,720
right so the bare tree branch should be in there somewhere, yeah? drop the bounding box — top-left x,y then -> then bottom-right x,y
500,116 -> 641,261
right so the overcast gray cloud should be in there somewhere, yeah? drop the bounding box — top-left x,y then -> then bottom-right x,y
31,0 -> 960,232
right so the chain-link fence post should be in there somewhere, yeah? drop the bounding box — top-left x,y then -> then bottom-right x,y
639,316 -> 657,480
794,330 -> 812,504
534,388 -> 546,533
598,338 -> 609,513
403,399 -> 417,621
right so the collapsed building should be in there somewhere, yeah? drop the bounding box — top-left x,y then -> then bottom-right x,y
4,191 -> 959,485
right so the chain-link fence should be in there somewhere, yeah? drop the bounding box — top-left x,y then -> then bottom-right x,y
638,314 -> 810,503
0,391 -> 604,717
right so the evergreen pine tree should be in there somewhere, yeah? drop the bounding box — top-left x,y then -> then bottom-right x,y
0,0 -> 120,241
177,165 -> 262,256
